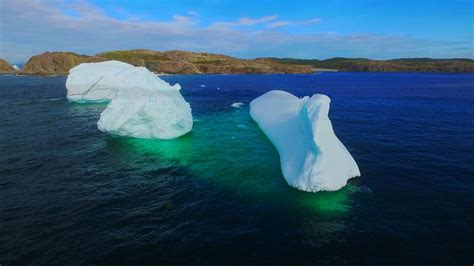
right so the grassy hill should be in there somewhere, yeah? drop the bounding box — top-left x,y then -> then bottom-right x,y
19,52 -> 104,75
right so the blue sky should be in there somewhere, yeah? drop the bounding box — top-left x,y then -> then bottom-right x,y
1,0 -> 473,62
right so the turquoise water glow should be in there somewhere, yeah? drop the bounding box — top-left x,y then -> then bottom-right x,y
107,106 -> 352,213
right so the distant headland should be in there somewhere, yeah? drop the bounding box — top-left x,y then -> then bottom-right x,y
1,49 -> 473,75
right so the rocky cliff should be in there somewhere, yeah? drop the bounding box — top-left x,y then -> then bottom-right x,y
19,50 -> 315,75
0,59 -> 15,73
19,52 -> 105,75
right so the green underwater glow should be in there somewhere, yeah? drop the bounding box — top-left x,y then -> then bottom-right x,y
106,107 -> 352,213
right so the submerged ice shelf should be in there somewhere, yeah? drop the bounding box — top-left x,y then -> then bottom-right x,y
66,60 -> 192,139
250,90 -> 360,192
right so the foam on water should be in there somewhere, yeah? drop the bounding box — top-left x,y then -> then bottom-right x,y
231,102 -> 245,108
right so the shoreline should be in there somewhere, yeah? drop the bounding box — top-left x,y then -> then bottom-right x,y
5,70 -> 474,77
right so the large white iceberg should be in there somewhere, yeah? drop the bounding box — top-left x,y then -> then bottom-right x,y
66,60 -> 192,139
250,90 -> 360,192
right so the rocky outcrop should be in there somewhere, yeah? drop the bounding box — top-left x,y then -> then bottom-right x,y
19,52 -> 105,75
0,59 -> 15,73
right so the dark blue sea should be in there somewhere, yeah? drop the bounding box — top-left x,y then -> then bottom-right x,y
1,73 -> 473,265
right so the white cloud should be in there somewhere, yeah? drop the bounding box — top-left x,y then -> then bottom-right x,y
304,18 -> 321,24
266,17 -> 322,29
210,15 -> 278,29
267,21 -> 293,29
187,10 -> 199,16
238,15 -> 278,26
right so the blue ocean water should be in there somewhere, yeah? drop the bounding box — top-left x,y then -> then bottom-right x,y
0,73 -> 473,265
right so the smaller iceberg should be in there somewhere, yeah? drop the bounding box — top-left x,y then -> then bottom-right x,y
12,65 -> 20,70
66,60 -> 192,139
250,90 -> 360,192
97,86 -> 192,139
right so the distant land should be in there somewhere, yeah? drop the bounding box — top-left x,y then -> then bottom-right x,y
15,50 -> 315,75
1,49 -> 473,75
268,57 -> 474,73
